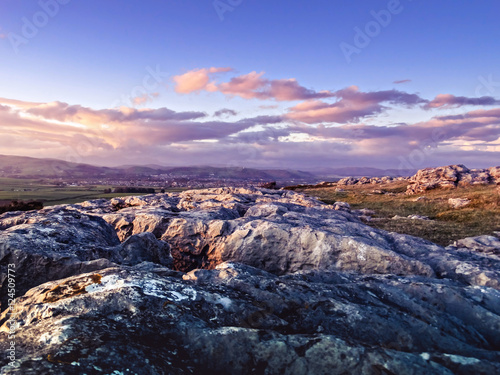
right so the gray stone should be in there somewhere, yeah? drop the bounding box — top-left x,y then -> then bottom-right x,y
448,198 -> 471,209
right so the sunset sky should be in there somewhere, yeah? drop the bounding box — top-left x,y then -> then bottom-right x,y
1,0 -> 500,170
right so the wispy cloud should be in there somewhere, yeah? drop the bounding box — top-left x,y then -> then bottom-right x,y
286,86 -> 426,124
218,71 -> 334,101
393,79 -> 411,84
173,68 -> 334,101
173,67 -> 232,94
132,92 -> 159,106
214,108 -> 238,117
424,94 -> 500,109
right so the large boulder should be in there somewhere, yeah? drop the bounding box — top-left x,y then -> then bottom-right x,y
407,164 -> 500,194
448,235 -> 500,257
459,169 -> 492,186
406,165 -> 469,194
489,167 -> 500,184
0,207 -> 172,311
337,177 -> 359,185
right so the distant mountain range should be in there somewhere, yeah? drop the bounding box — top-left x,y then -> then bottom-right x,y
313,167 -> 417,178
0,154 -> 416,181
0,155 -> 315,181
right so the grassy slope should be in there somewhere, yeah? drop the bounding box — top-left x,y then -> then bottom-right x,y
300,182 -> 500,246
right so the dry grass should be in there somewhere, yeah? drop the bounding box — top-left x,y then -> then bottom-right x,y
298,182 -> 500,246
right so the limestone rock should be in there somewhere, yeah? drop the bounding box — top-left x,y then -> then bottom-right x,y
1,187 -> 500,373
448,198 -> 471,209
332,201 -> 351,211
2,264 -> 500,374
0,207 -> 172,311
407,164 -> 500,194
337,177 -> 358,185
406,165 -> 469,194
448,235 -> 500,258
459,169 -> 492,186
489,167 -> 500,184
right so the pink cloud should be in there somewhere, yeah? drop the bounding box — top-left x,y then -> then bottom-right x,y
173,68 -> 335,101
173,67 -> 232,94
132,92 -> 159,106
1,93 -> 499,170
393,79 -> 411,84
218,71 -> 267,99
218,72 -> 334,101
286,86 -> 426,124
425,94 -> 500,109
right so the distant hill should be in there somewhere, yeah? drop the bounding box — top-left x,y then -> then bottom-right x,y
313,167 -> 416,178
0,155 -> 316,182
0,154 -> 119,178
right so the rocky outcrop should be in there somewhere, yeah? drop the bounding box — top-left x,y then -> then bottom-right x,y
0,207 -> 172,310
406,164 -> 500,194
2,262 -> 500,374
337,176 -> 405,186
447,235 -> 500,257
1,187 -> 500,373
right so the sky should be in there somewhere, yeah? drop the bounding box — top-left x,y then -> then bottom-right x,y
0,0 -> 500,171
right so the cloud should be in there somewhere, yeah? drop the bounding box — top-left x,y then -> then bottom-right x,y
217,71 -> 334,101
25,101 -> 207,124
288,106 -> 500,145
1,87 -> 499,170
0,98 -> 282,164
286,86 -> 427,124
173,67 -> 232,94
424,94 -> 500,109
132,92 -> 159,106
173,68 -> 334,101
393,79 -> 411,84
214,108 -> 238,117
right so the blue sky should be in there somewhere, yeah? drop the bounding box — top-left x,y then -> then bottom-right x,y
0,0 -> 499,169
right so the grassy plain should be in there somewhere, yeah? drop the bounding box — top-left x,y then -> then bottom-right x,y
0,178 -> 185,206
299,181 -> 500,246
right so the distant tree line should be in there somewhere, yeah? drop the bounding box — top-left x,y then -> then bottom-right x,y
0,200 -> 44,214
111,187 -> 156,194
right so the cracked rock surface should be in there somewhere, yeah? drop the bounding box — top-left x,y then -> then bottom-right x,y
0,187 -> 499,374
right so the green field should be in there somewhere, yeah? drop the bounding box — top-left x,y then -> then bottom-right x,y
0,178 -> 186,206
